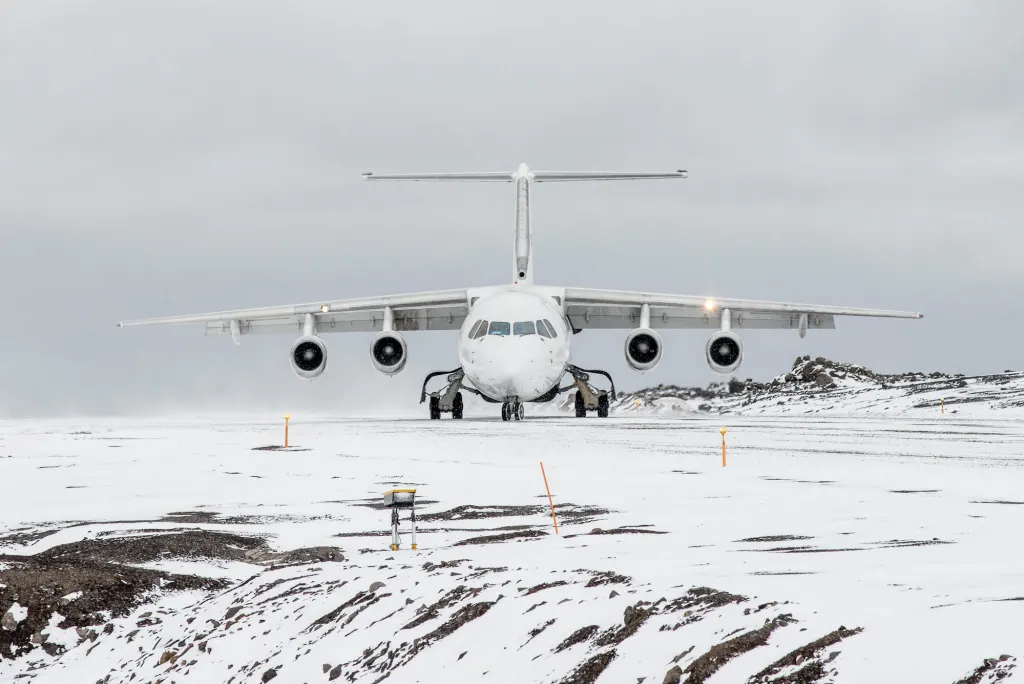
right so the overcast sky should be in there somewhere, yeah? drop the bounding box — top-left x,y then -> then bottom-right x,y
1,1 -> 1021,418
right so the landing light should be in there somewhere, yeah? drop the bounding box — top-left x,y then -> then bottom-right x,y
320,304 -> 330,313
704,298 -> 716,311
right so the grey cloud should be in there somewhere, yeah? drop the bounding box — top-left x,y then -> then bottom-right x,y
0,1 -> 1020,417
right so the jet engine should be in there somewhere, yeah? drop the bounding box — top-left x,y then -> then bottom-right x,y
290,335 -> 328,379
624,328 -> 663,372
706,331 -> 743,374
370,331 -> 408,375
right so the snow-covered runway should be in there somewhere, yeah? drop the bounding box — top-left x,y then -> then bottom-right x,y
1,415 -> 1022,683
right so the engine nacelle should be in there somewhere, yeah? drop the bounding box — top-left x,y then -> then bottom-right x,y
624,328 -> 663,372
290,335 -> 328,380
706,331 -> 743,374
370,331 -> 408,375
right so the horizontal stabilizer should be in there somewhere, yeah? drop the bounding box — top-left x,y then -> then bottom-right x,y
531,170 -> 687,182
362,171 -> 513,182
362,163 -> 687,183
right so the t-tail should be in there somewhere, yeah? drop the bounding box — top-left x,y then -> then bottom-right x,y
363,163 -> 687,285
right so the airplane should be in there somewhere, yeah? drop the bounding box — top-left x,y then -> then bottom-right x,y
118,163 -> 923,421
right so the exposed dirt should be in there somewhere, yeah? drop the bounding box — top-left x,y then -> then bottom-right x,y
407,600 -> 497,658
521,580 -> 569,596
554,625 -> 600,653
594,602 -> 651,648
683,614 -> 796,684
558,650 -> 617,684
419,504 -> 540,522
454,530 -> 547,546
20,530 -> 268,565
584,571 -> 631,587
737,535 -> 813,543
0,557 -> 224,660
401,585 -> 482,631
750,625 -> 863,683
0,528 -> 62,547
952,654 -> 1017,684
522,618 -> 556,648
565,526 -> 668,538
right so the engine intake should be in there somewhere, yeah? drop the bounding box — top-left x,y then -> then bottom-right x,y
624,328 -> 663,372
706,331 -> 743,374
370,332 -> 407,375
290,335 -> 328,379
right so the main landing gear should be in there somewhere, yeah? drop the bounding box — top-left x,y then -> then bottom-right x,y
567,365 -> 615,419
420,368 -> 466,420
501,400 -> 525,422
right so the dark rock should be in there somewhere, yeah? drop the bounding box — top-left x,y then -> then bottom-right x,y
662,665 -> 683,684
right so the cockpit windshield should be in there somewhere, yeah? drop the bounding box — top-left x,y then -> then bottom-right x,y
513,321 -> 536,336
487,321 -> 511,336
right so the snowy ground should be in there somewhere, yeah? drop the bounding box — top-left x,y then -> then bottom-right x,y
1,414 -> 1022,683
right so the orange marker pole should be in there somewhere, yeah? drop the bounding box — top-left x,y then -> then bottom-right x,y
284,414 -> 290,448
941,398 -> 944,414
540,461 -> 559,535
720,427 -> 727,467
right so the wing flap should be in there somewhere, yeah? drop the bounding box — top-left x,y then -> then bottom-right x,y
562,287 -> 921,331
119,288 -> 469,331
203,305 -> 468,337
565,304 -> 835,330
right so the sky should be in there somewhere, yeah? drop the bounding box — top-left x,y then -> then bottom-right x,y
1,1 -> 1022,417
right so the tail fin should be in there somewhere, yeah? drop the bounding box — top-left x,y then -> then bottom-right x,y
362,163 -> 686,284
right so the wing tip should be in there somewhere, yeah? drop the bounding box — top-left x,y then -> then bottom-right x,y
116,322 -> 123,328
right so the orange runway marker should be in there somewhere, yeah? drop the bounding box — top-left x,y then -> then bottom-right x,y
284,414 -> 290,448
721,426 -> 727,467
540,461 -> 559,535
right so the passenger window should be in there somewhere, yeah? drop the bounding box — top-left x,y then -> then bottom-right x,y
488,321 -> 510,336
537,319 -> 552,339
513,321 -> 536,336
469,320 -> 488,339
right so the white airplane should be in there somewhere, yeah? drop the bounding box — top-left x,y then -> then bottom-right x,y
118,163 -> 923,421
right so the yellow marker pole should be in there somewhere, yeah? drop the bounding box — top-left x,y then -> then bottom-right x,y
720,427 -> 727,467
540,461 -> 559,535
634,398 -> 640,413
284,414 -> 290,448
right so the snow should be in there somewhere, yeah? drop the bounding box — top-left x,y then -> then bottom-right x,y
4,603 -> 27,626
59,593 -> 82,603
1,413 -> 1023,682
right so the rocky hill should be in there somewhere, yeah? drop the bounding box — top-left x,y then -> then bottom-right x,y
556,357 -> 1024,418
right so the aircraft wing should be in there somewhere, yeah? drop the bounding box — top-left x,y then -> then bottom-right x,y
562,287 -> 923,332
118,289 -> 470,342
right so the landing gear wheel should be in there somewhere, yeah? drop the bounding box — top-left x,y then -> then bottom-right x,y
515,403 -> 524,421
501,403 -> 510,422
452,392 -> 464,420
429,396 -> 440,420
597,393 -> 609,418
574,391 -> 586,418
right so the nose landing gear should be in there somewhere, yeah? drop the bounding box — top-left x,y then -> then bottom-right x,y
501,400 -> 525,421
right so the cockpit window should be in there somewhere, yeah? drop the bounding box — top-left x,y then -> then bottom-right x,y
540,319 -> 557,338
537,320 -> 552,338
469,320 -> 488,339
487,321 -> 511,336
513,321 -> 536,336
